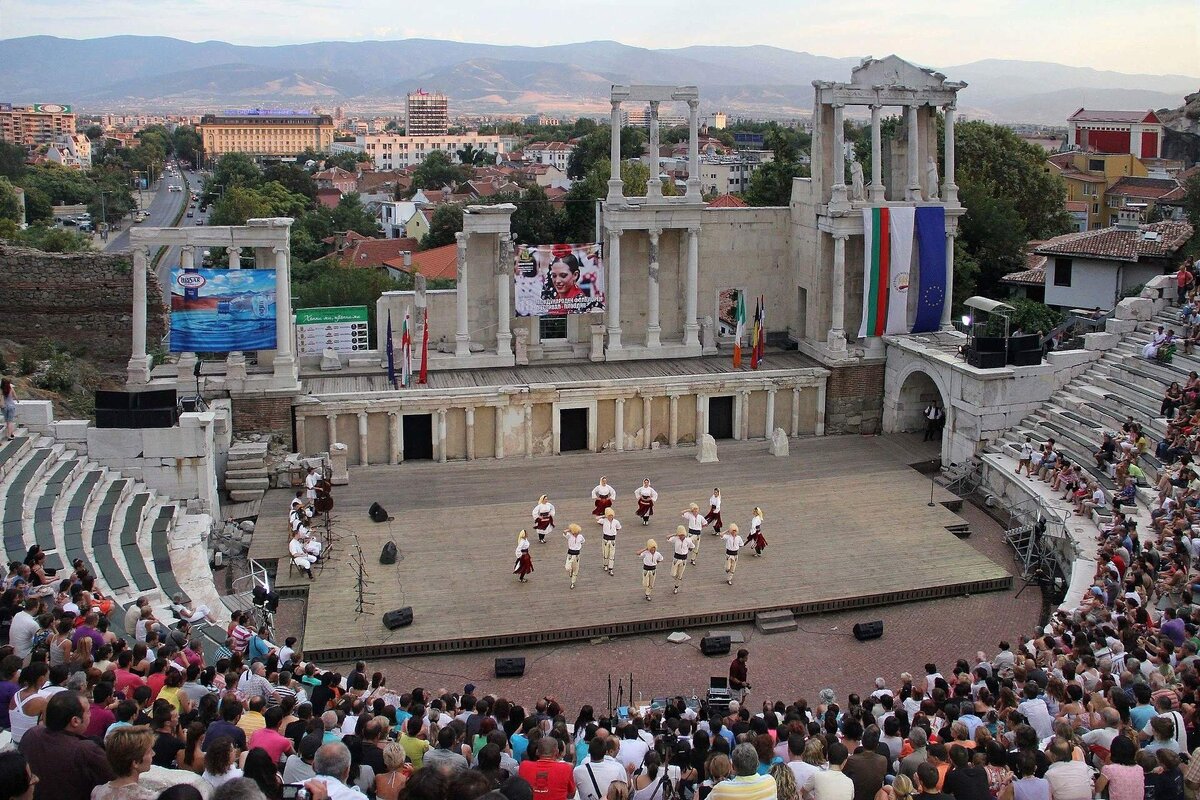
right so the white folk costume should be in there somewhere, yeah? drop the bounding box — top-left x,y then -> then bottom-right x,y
598,513 -> 621,575
748,509 -> 767,555
289,505 -> 313,533
591,480 -> 616,516
722,529 -> 746,585
705,491 -> 724,533
682,506 -> 706,563
513,533 -> 533,582
289,535 -> 315,579
640,543 -> 665,600
1144,329 -> 1169,359
531,496 -> 556,543
634,481 -> 658,525
671,529 -> 696,593
564,526 -> 585,589
305,469 -> 319,502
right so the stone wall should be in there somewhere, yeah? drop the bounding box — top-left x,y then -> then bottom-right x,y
231,395 -> 293,448
825,363 -> 885,434
0,243 -> 166,364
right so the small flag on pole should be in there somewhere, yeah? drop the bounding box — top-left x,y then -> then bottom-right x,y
750,296 -> 761,370
401,313 -> 413,387
755,295 -> 766,367
733,291 -> 746,369
418,306 -> 429,385
385,311 -> 397,389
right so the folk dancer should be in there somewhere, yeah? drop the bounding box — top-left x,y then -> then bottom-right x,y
591,477 -> 616,516
513,530 -> 534,582
722,524 -> 748,585
670,526 -> 696,595
636,539 -> 665,601
705,488 -> 724,533
682,503 -> 707,565
633,479 -> 658,526
597,508 -> 621,575
532,495 -> 556,544
564,523 -> 585,590
304,466 -> 319,504
288,530 -> 316,580
747,507 -> 767,556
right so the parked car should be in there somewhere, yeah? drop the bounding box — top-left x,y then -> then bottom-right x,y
186,211 -> 194,218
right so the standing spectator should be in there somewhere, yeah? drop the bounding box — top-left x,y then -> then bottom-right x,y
709,742 -> 778,800
2,378 -> 17,440
20,691 -> 115,800
92,726 -> 157,800
1177,263 -> 1194,305
729,650 -> 750,704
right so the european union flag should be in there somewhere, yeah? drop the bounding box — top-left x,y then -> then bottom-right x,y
912,206 -> 947,333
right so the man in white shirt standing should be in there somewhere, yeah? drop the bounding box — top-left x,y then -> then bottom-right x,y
670,527 -> 696,595
637,540 -> 665,601
722,525 -> 746,586
564,523 -> 586,590
575,736 -> 626,800
597,509 -> 621,576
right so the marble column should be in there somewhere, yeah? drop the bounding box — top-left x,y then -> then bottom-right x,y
295,415 -> 307,453
388,412 -> 401,464
669,394 -> 679,447
686,99 -> 701,200
523,402 -> 533,458
272,246 -> 295,381
614,397 -> 625,452
437,408 -> 448,463
765,388 -> 776,439
642,395 -> 653,450
496,236 -> 513,355
465,406 -> 476,461
827,233 -> 848,353
816,380 -> 827,436
684,227 -> 700,347
357,411 -> 369,466
126,246 -> 151,385
605,228 -> 622,350
695,394 -> 706,442
906,103 -> 921,201
790,387 -> 801,436
831,103 -> 848,207
942,232 -> 956,331
454,232 -> 470,357
607,100 -> 624,203
869,103 -> 885,202
646,228 -> 661,348
225,247 -> 247,381
494,406 -> 505,460
737,391 -> 750,441
326,414 -> 337,450
647,101 -> 662,199
175,246 -> 198,380
943,104 -> 959,206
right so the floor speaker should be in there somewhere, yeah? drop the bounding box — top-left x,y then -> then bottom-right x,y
852,620 -> 884,641
382,607 -> 413,629
700,635 -> 731,656
380,541 -> 397,565
495,657 -> 526,678
369,502 -> 389,523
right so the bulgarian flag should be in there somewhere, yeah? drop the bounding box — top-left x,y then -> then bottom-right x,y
400,313 -> 413,387
733,291 -> 746,368
750,296 -> 761,369
858,206 -> 915,338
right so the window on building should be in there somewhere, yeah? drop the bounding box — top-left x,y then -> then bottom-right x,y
539,317 -> 567,340
1089,159 -> 1105,172
1092,203 -> 1100,215
1108,195 -> 1123,208
1053,257 -> 1073,287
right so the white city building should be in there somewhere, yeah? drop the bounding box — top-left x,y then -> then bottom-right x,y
338,132 -> 508,170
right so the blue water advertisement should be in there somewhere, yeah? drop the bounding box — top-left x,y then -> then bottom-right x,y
169,268 -> 278,352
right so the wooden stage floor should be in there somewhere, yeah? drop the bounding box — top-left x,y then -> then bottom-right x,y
254,436 -> 1012,661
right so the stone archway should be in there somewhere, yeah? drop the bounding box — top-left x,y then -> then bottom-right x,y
883,360 -> 952,463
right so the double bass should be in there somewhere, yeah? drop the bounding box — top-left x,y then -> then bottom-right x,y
313,475 -> 334,513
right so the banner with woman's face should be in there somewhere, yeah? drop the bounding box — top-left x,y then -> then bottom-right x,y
513,242 -> 605,317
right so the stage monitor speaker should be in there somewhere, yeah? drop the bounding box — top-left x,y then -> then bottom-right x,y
382,607 -> 413,630
134,408 -> 179,429
369,502 -> 389,523
495,657 -> 526,678
1007,348 -> 1042,367
95,390 -> 135,410
700,635 -> 732,656
1008,334 -> 1040,352
853,620 -> 884,641
380,541 -> 397,565
94,408 -> 134,429
136,389 -> 178,409
967,349 -> 1007,369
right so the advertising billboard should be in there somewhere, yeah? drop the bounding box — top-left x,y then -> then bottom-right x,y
169,268 -> 277,352
295,306 -> 370,355
513,243 -> 604,317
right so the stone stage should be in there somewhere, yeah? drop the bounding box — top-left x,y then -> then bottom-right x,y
253,436 -> 1012,662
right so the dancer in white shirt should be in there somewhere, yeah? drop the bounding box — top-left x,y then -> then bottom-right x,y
633,479 -> 658,526
636,539 -> 665,601
591,477 -> 616,516
705,488 -> 724,533
564,523 -> 586,590
513,530 -> 533,583
532,494 -> 556,544
747,507 -> 767,556
722,524 -> 747,585
597,508 -> 622,575
670,526 -> 696,594
681,503 -> 707,565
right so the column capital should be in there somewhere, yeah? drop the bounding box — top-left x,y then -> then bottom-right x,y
356,410 -> 367,419
615,396 -> 626,405
870,102 -> 883,111
611,99 -> 622,111
271,245 -> 288,256
830,101 -> 845,110
944,102 -> 957,112
326,413 -> 337,421
648,226 -> 662,241
687,99 -> 699,111
437,406 -> 448,415
387,410 -> 398,419
832,231 -> 851,241
669,393 -> 680,400
686,226 -> 700,236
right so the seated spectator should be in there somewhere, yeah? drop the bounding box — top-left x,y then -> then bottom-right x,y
709,743 -> 777,800
201,736 -> 243,790
93,726 -> 158,800
0,751 -> 38,800
1042,739 -> 1092,800
21,690 -> 115,800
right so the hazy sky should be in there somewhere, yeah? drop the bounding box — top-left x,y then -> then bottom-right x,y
2,0 -> 1197,76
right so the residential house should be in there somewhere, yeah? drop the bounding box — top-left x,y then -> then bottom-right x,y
316,187 -> 343,209
999,247 -> 1048,303
512,163 -> 569,189
1104,176 -> 1183,223
1046,151 -> 1149,229
377,200 -> 429,241
381,243 -> 459,283
523,141 -> 575,172
313,166 -> 358,194
332,235 -> 421,270
1067,109 -> 1164,158
1065,201 -> 1089,232
707,194 -> 749,208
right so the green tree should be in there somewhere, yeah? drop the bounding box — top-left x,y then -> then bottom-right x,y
84,125 -> 104,141
12,224 -> 91,252
87,173 -> 136,225
209,185 -> 273,227
171,126 -> 202,167
511,185 -> 562,245
256,181 -> 309,219
567,127 -> 644,180
263,163 -> 317,201
0,177 -> 22,223
743,159 -> 809,206
325,151 -> 364,171
412,150 -> 465,190
20,185 -> 51,224
559,169 -> 607,243
22,163 -> 94,204
1182,173 -> 1200,234
456,144 -> 493,166
205,153 -> 262,204
957,182 -> 1030,296
331,193 -> 381,237
421,203 -> 464,250
293,267 -> 402,348
0,142 -> 25,180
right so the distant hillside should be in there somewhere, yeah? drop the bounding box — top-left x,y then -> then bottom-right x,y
1,35 -> 1196,124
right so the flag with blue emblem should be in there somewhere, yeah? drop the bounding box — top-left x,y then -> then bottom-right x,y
912,206 -> 947,333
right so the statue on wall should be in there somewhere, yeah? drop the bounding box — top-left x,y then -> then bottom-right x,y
849,160 -> 865,201
924,156 -> 940,201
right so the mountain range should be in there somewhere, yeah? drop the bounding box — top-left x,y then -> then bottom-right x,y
1,36 -> 1196,125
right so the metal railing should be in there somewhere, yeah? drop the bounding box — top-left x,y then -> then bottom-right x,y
1042,310 -> 1111,351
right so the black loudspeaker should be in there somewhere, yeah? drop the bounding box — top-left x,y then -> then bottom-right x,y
133,408 -> 179,428
382,607 -> 413,629
1007,349 -> 1042,367
853,620 -> 884,641
95,408 -> 134,429
495,657 -> 526,678
136,389 -> 178,409
973,336 -> 1006,353
700,635 -> 732,656
380,541 -> 397,565
369,502 -> 389,523
967,349 -> 1007,369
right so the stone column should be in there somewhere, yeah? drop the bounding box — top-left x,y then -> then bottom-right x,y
906,103 -> 921,201
669,394 -> 679,447
830,103 -> 848,207
225,246 -> 247,382
943,104 -> 959,206
765,388 -> 776,439
827,233 -> 848,353
357,411 -> 369,466
646,228 -> 661,348
494,406 -> 505,460
326,414 -> 337,451
175,246 -> 198,380
684,227 -> 700,347
816,380 -> 827,436
942,232 -> 956,331
686,99 -> 701,200
523,402 -> 533,458
647,101 -> 662,199
127,246 -> 151,385
465,406 -> 476,461
642,395 -> 653,450
614,397 -> 625,452
454,232 -> 470,357
295,415 -> 307,453
737,390 -> 750,441
605,228 -> 623,350
272,246 -> 295,381
790,387 -> 801,436
869,103 -> 885,202
695,393 -> 706,442
607,100 -> 624,203
388,411 -> 401,464
436,408 -> 448,463
414,273 -> 428,376
496,236 -> 513,355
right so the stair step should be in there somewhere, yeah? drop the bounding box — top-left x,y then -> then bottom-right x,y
228,441 -> 269,458
756,615 -> 798,634
225,467 -> 268,480
229,490 -> 264,502
226,477 -> 269,492
226,457 -> 266,471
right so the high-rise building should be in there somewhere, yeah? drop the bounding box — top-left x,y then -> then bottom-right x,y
197,110 -> 335,159
0,103 -> 77,147
406,90 -> 449,136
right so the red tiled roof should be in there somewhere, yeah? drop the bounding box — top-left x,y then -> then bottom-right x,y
707,194 -> 749,208
1059,170 -> 1107,183
315,187 -> 342,209
1068,109 -> 1160,124
321,230 -> 370,245
1065,201 -> 1089,213
1001,251 -> 1049,287
341,237 -> 420,269
1106,177 -> 1181,200
383,243 -> 458,281
1035,221 -> 1193,262
313,166 -> 357,180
